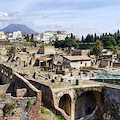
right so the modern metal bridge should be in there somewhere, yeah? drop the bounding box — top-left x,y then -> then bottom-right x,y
90,72 -> 120,85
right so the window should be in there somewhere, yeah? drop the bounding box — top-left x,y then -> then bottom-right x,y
81,61 -> 82,64
85,63 -> 87,66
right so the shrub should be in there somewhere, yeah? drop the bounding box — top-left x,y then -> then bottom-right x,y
9,103 -> 15,110
58,115 -> 65,120
12,111 -> 15,116
33,100 -> 37,105
2,102 -> 16,117
26,100 -> 31,109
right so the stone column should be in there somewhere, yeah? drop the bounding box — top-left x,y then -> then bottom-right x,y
71,100 -> 75,120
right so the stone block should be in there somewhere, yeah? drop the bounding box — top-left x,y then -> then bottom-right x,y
17,88 -> 27,97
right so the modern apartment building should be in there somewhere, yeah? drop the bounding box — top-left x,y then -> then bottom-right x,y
41,32 -> 55,44
13,31 -> 22,40
41,31 -> 71,44
8,31 -> 22,40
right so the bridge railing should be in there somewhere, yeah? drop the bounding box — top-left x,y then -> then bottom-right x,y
90,72 -> 120,85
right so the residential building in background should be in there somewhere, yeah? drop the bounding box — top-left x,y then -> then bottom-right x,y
2,30 -> 79,43
40,31 -> 72,44
0,31 -> 6,40
7,31 -> 22,41
41,32 -> 55,44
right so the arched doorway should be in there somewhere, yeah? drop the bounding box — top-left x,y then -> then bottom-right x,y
75,91 -> 102,120
59,94 -> 71,116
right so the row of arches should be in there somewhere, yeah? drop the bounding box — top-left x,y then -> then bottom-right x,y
58,91 -> 103,120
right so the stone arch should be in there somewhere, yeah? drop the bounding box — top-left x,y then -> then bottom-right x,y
75,90 -> 103,120
59,94 -> 71,116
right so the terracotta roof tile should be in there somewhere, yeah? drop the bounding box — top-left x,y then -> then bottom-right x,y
17,54 -> 29,57
63,56 -> 91,61
37,57 -> 52,61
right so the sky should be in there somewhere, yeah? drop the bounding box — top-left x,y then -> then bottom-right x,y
0,0 -> 120,37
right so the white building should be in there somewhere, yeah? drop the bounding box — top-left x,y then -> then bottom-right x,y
41,32 -> 55,44
13,31 -> 22,40
55,34 -> 71,40
0,31 -> 6,40
7,31 -> 22,40
41,31 -> 71,44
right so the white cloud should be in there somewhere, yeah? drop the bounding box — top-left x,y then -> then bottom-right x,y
0,11 -> 19,21
0,12 -> 9,17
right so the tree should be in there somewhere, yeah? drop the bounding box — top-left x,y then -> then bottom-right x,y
54,40 -> 65,48
117,34 -> 120,45
25,34 -> 29,42
82,35 -> 84,42
117,29 -> 120,35
64,38 -> 77,48
7,46 -> 16,57
30,34 -> 34,42
114,33 -> 117,41
70,33 -> 74,39
85,34 -> 94,43
94,33 -> 97,42
93,40 -> 103,58
54,38 -> 78,48
102,36 -> 117,51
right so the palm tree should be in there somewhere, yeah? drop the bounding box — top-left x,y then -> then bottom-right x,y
93,40 -> 103,59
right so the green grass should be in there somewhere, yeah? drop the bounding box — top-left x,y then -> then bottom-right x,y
41,107 -> 51,114
4,42 -> 14,45
47,107 -> 65,120
23,43 -> 30,46
57,115 -> 65,120
24,71 -> 33,74
37,70 -> 52,73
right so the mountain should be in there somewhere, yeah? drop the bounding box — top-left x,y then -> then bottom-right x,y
1,24 -> 37,34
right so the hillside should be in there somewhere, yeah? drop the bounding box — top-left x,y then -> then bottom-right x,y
1,24 -> 37,34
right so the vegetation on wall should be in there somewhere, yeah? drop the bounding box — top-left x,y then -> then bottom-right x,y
26,100 -> 31,109
2,102 -> 16,117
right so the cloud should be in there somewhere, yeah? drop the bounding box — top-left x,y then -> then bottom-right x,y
0,0 -> 120,36
0,12 -> 18,21
8,11 -> 19,17
42,14 -> 49,18
0,12 -> 9,17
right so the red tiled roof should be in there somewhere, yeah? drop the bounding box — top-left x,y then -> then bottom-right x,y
63,56 -> 91,61
17,54 -> 29,57
117,50 -> 120,54
37,57 -> 52,61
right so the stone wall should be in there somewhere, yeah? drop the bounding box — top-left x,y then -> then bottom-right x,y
113,62 -> 120,67
103,86 -> 120,120
0,93 -> 40,120
0,84 -> 10,99
13,72 -> 39,97
0,64 -> 42,120
44,46 -> 55,55
28,79 -> 54,106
